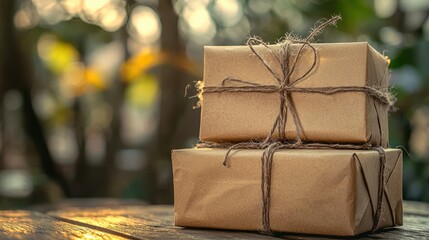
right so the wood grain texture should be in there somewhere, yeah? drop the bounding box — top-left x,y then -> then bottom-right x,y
0,201 -> 427,239
48,206 -> 273,239
0,210 -> 126,240
48,202 -> 429,239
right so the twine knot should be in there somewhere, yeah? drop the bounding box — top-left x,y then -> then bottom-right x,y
197,15 -> 389,235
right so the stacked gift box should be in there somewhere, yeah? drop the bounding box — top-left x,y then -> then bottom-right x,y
172,20 -> 403,236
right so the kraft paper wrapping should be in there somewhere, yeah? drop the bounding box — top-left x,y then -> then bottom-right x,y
172,148 -> 402,236
200,42 -> 389,147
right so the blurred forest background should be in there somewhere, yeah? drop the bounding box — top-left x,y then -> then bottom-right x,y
0,0 -> 428,209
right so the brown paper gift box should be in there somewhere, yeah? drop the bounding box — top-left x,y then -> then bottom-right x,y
172,148 -> 402,236
200,42 -> 389,147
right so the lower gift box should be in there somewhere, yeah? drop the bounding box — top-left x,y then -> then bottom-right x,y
171,148 -> 403,236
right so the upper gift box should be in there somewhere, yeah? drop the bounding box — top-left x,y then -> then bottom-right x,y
199,42 -> 390,147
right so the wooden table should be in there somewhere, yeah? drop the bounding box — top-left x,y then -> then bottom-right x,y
0,200 -> 428,239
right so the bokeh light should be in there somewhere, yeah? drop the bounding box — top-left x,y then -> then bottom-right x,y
379,27 -> 403,46
374,0 -> 397,19
14,1 -> 39,29
32,0 -> 71,24
128,6 -> 162,44
97,4 -> 127,32
180,1 -> 216,44
212,0 -> 242,27
0,170 -> 33,198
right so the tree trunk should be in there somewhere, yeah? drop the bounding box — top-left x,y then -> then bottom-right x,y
147,0 -> 189,203
0,0 -> 71,197
70,98 -> 88,197
101,27 -> 128,197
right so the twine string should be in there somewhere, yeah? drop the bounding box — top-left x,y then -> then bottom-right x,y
197,15 -> 389,235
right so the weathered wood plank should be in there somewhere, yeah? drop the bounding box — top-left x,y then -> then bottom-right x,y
31,198 -> 146,213
48,206 -> 274,239
0,201 -> 426,239
403,201 -> 429,216
0,210 -> 128,240
47,202 -> 429,240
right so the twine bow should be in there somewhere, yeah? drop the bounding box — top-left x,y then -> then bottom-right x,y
197,15 -> 389,235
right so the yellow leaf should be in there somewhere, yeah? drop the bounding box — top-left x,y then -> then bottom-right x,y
38,35 -> 79,74
168,52 -> 201,76
121,49 -> 201,83
125,75 -> 158,107
121,50 -> 167,82
61,62 -> 105,97
84,68 -> 106,90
